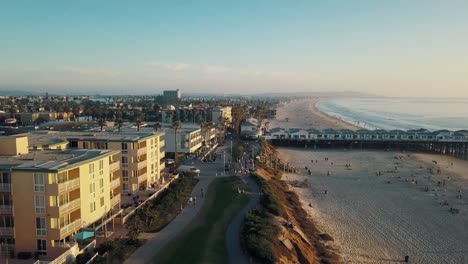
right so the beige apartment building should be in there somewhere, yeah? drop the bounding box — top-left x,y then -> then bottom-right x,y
66,132 -> 165,193
0,135 -> 121,260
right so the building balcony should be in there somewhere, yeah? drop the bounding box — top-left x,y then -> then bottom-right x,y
110,178 -> 120,190
159,162 -> 165,171
137,173 -> 147,184
160,140 -> 165,149
50,198 -> 81,216
111,193 -> 121,207
0,205 -> 12,214
0,183 -> 11,192
137,146 -> 147,156
50,219 -> 81,239
50,178 -> 80,195
110,160 -> 120,172
0,227 -> 14,236
137,159 -> 147,170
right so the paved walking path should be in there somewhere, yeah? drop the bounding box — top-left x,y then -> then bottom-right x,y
225,175 -> 260,264
125,147 -> 229,264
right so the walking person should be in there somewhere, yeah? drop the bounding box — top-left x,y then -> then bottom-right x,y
194,195 -> 197,205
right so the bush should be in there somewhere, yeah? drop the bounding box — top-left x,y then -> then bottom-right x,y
242,210 -> 278,264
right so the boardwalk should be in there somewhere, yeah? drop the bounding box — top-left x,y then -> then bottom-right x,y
125,147 -> 229,264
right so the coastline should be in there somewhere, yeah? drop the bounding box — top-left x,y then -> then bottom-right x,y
269,98 -> 361,131
268,98 -> 468,263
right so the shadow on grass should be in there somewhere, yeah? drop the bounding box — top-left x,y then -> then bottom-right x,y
153,177 -> 250,264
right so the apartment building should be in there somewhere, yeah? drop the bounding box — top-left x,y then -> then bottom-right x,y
66,132 -> 165,193
211,106 -> 232,124
0,135 -> 121,260
163,127 -> 202,155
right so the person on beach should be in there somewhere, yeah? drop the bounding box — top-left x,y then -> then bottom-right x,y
193,195 -> 197,205
201,187 -> 204,198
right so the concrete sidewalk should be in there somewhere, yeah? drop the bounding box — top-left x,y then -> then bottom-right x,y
124,147 -> 229,264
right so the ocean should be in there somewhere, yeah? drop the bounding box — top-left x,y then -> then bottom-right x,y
316,98 -> 468,131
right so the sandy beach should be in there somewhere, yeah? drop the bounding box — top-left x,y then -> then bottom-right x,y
269,98 -> 361,131
271,99 -> 468,263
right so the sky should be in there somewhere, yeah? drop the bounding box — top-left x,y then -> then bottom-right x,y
1,0 -> 468,97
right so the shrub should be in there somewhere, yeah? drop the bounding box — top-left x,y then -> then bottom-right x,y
242,210 -> 278,264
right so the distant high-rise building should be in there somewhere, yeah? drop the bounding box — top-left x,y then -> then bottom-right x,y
163,89 -> 181,104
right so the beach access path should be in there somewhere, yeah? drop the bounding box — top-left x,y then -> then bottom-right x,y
124,146 -> 230,264
225,174 -> 260,264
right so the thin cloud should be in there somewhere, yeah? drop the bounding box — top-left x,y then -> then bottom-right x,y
145,61 -> 190,71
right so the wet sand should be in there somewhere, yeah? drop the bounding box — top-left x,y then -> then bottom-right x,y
270,99 -> 468,263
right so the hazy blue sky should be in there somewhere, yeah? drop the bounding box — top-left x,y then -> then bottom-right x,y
1,1 -> 467,97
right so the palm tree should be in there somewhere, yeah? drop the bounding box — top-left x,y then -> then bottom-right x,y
153,122 -> 161,132
115,118 -> 124,132
98,119 -> 107,131
135,119 -> 142,132
172,121 -> 181,163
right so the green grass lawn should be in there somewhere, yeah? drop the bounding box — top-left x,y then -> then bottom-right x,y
153,176 -> 250,264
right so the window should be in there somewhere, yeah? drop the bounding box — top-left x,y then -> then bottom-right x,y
122,170 -> 129,181
35,196 -> 45,214
122,156 -> 128,167
100,197 -> 105,207
99,178 -> 104,194
36,217 -> 46,236
90,201 -> 96,213
37,239 -> 47,256
121,143 -> 128,153
89,163 -> 95,180
89,183 -> 96,199
34,173 -> 45,192
99,160 -> 104,176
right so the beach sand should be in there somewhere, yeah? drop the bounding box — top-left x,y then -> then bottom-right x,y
270,99 -> 468,263
268,98 -> 360,130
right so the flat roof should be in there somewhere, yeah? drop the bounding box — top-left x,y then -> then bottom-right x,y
28,130 -> 164,146
0,149 -> 119,172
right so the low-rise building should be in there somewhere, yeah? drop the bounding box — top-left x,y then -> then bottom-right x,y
0,135 -> 121,260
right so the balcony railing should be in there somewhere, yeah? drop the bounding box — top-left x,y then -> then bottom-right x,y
59,198 -> 81,215
57,178 -> 80,193
0,227 -> 14,236
0,205 -> 12,214
137,159 -> 147,170
110,178 -> 120,190
137,173 -> 147,184
159,162 -> 165,171
59,219 -> 81,238
137,147 -> 146,156
159,140 -> 165,149
110,160 -> 120,172
111,194 -> 121,206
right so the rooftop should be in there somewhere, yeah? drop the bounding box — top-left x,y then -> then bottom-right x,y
0,149 -> 118,172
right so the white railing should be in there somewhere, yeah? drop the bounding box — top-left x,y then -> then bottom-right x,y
137,159 -> 147,170
111,193 -> 121,206
110,160 -> 120,172
60,219 -> 81,237
0,183 -> 10,192
110,178 -> 120,190
59,198 -> 81,215
0,227 -> 14,236
0,205 -> 12,214
137,146 -> 146,156
58,178 -> 80,193
137,173 -> 147,184
160,140 -> 165,148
